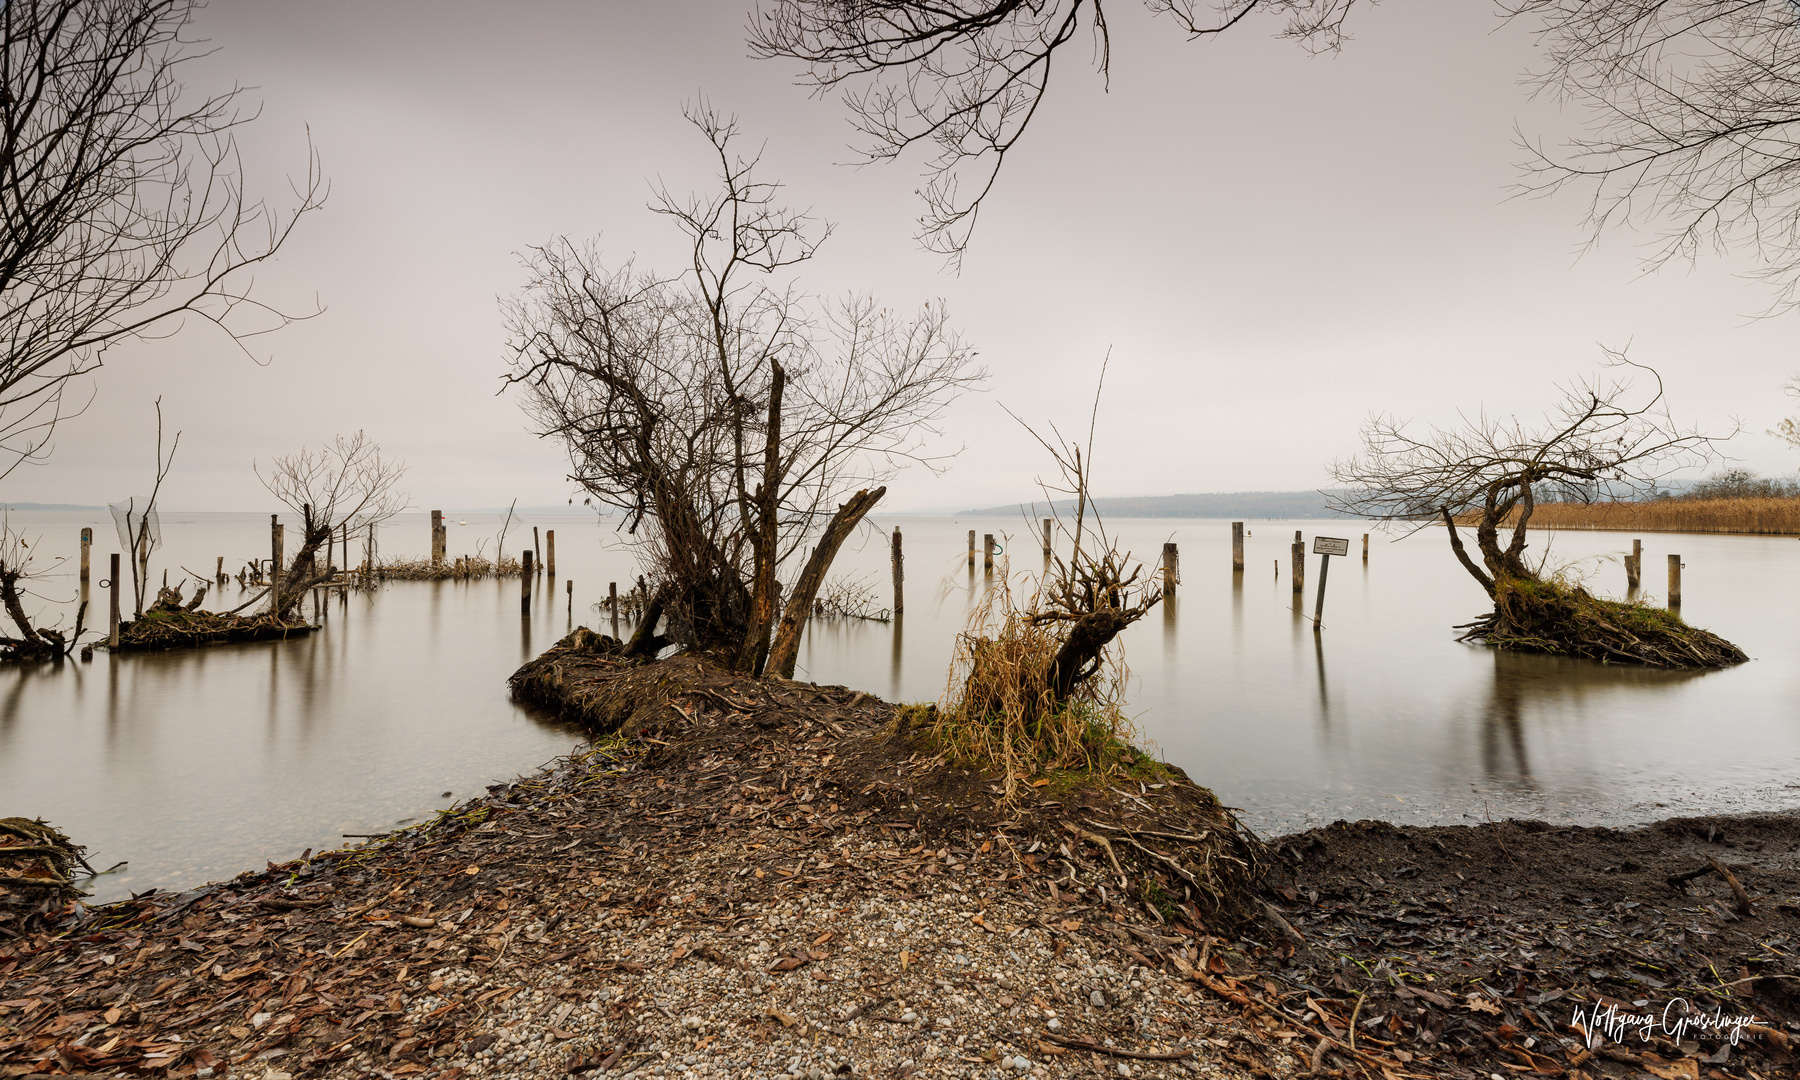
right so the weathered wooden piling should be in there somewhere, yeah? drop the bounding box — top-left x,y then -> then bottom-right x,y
270,516 -> 284,615
1231,522 -> 1244,572
566,578 -> 573,618
1668,554 -> 1682,609
365,524 -> 375,577
891,527 -> 904,615
546,530 -> 556,577
215,555 -> 223,583
983,533 -> 996,572
522,550 -> 534,614
1291,531 -> 1304,594
1042,518 -> 1052,557
108,552 -> 120,647
968,529 -> 976,569
430,510 -> 444,567
1627,538 -> 1642,590
79,528 -> 91,609
533,526 -> 541,573
1162,542 -> 1180,596
1362,533 -> 1369,564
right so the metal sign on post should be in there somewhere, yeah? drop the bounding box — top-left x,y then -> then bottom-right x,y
1310,536 -> 1349,630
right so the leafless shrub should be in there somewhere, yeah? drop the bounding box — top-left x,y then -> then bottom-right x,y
256,432 -> 408,617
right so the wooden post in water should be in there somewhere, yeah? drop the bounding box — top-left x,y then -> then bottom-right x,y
1362,533 -> 1369,564
566,578 -> 573,618
609,581 -> 619,635
967,529 -> 976,569
532,526 -> 541,572
215,555 -> 223,583
1627,539 -> 1642,590
891,527 -> 904,615
1162,542 -> 1179,596
1668,554 -> 1682,610
522,550 -> 534,614
983,533 -> 995,572
1042,518 -> 1052,557
430,510 -> 442,567
270,516 -> 283,616
1231,522 -> 1244,571
1291,531 -> 1305,594
108,552 -> 120,647
365,524 -> 375,577
79,528 -> 91,609
546,530 -> 555,577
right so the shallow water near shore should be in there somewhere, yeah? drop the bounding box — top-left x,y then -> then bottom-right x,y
2,509 -> 1797,902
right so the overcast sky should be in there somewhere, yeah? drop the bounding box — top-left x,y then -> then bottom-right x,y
10,0 -> 1799,513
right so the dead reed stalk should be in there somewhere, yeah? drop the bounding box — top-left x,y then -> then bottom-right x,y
1472,497 -> 1800,536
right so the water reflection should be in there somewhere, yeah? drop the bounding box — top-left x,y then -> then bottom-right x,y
890,614 -> 903,701
5,510 -> 1797,901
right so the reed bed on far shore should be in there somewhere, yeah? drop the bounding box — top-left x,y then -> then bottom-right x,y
1468,497 -> 1800,536
373,554 -> 524,581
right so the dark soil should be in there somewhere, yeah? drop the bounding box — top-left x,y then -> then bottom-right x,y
1232,814 -> 1800,1079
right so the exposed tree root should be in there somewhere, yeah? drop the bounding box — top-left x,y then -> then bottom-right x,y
1457,576 -> 1747,668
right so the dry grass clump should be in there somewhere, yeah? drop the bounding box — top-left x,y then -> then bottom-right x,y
1484,497 -> 1800,536
929,577 -> 1150,803
373,554 -> 524,581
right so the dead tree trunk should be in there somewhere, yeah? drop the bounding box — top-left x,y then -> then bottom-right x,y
765,486 -> 885,679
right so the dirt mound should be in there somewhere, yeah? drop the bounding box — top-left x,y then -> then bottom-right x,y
511,632 -> 1270,931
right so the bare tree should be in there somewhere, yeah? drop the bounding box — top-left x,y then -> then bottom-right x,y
1507,0 -> 1800,310
0,0 -> 325,479
256,432 -> 407,618
1329,355 -> 1746,665
503,105 -> 984,677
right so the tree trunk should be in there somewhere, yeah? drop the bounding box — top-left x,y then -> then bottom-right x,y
765,486 -> 885,679
1043,607 -> 1132,703
0,570 -> 45,647
739,360 -> 785,675
625,585 -> 670,659
1440,508 -> 1495,597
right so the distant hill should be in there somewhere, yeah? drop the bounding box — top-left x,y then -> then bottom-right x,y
958,490 -> 1352,519
0,502 -> 106,512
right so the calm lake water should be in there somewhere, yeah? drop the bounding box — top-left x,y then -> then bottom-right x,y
2,509 -> 1796,902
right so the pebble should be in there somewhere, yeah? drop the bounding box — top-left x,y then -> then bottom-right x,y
1090,990 -> 1107,1008
1118,1065 -> 1133,1077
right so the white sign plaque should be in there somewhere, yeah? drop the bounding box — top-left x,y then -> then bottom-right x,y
1312,536 -> 1350,557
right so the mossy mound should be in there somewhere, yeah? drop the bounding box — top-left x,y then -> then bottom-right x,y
1459,576 -> 1747,668
117,610 -> 312,651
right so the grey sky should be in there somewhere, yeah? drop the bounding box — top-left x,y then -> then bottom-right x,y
10,0 -> 1797,513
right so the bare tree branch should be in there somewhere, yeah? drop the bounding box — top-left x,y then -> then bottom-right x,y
0,0 -> 326,475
